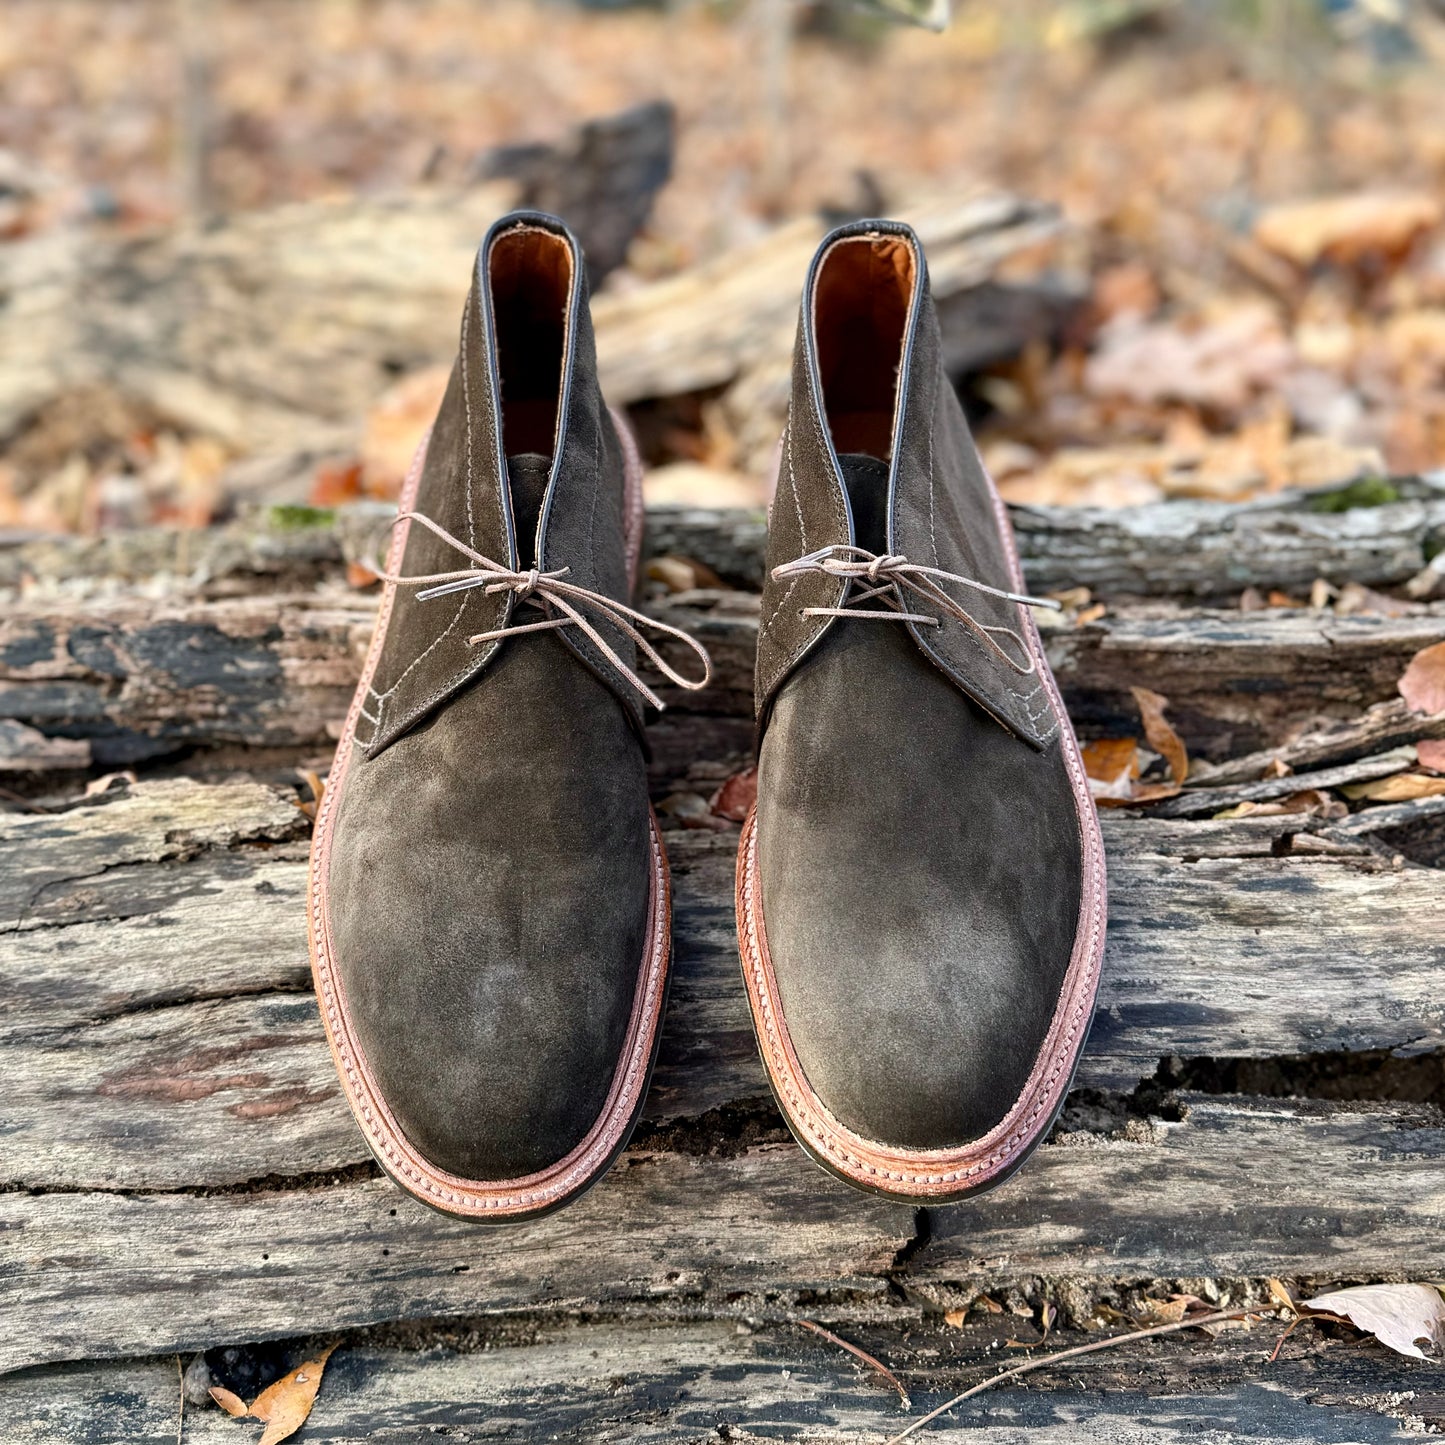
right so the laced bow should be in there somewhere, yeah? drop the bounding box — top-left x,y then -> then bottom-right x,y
367,509 -> 711,710
771,543 -> 1060,675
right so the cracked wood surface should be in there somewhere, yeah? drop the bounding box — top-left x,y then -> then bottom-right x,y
6,476 -> 1443,599
3,1096 -> 1442,1373
3,1317 -> 1441,1443
4,590 -> 1444,767
3,781 -> 1443,1190
2,779 -> 1444,1371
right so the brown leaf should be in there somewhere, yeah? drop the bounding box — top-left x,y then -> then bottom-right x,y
1399,641 -> 1445,716
294,769 -> 326,823
1254,191 -> 1442,268
248,1346 -> 337,1445
943,1308 -> 967,1328
209,1386 -> 249,1417
1417,738 -> 1445,774
709,765 -> 757,823
1302,1284 -> 1445,1360
309,459 -> 363,508
83,770 -> 137,797
1268,1278 -> 1299,1314
1118,781 -> 1181,806
1082,737 -> 1138,789
1342,773 -> 1445,803
1135,1293 -> 1204,1325
1214,789 -> 1345,820
1130,686 -> 1189,784
646,554 -> 725,594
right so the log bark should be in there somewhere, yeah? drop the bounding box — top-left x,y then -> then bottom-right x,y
0,189 -> 1053,465
7,475 -> 1440,602
3,775 -> 1443,1372
4,588 -> 1443,766
2,1320 -> 1436,1443
3,1094 -> 1440,1373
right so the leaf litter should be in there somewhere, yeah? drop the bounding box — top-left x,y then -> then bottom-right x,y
208,1345 -> 336,1445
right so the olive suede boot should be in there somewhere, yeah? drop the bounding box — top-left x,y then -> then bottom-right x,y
309,212 -> 709,1220
736,220 -> 1106,1202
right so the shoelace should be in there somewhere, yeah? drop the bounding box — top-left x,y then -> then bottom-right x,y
771,543 -> 1060,675
366,509 -> 712,710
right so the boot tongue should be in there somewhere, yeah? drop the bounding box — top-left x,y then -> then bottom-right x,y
507,453 -> 552,569
838,453 -> 890,554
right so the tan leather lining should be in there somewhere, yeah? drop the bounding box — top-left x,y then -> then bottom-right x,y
308,409 -> 665,1219
813,233 -> 917,460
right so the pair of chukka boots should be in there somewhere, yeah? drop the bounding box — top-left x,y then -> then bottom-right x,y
307,210 -> 1106,1221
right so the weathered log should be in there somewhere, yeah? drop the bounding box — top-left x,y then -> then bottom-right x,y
2,1319 -> 1436,1443
3,1092 -> 1441,1373
590,192 -> 1060,402
7,473 -> 1441,604
0,185 -> 519,457
4,586 -> 1444,766
1010,472 -> 1445,599
0,104 -> 675,458
4,778 -> 1442,1188
0,187 -> 1052,465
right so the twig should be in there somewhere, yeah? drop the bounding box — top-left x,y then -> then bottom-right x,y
176,1355 -> 185,1445
797,1319 -> 911,1409
1269,1314 -> 1307,1363
883,1308 -> 1255,1444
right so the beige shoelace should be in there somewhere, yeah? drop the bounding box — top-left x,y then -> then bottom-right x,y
771,543 -> 1060,675
367,509 -> 712,710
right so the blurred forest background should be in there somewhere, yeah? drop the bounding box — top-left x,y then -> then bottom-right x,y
3,0 -> 1445,534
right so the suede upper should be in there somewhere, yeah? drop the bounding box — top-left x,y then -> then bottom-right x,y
323,213 -> 654,1184
360,213 -> 641,757
753,220 -> 1086,1153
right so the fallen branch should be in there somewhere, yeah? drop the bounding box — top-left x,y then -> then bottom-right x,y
883,1308 -> 1258,1444
797,1319 -> 911,1410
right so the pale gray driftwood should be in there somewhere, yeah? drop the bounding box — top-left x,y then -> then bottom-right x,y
1,1320 -> 1436,1444
7,478 -> 1443,603
3,1094 -> 1442,1372
3,780 -> 1442,1193
1010,473 -> 1445,599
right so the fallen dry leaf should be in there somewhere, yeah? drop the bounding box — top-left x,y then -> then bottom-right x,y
362,367 -> 448,497
209,1386 -> 249,1417
294,769 -> 326,823
1417,738 -> 1445,773
249,1346 -> 337,1445
1214,789 -> 1346,820
1254,192 -> 1442,269
646,554 -> 725,593
1135,1294 -> 1205,1326
709,765 -> 757,823
308,459 -> 364,508
1302,1284 -> 1445,1360
83,770 -> 137,797
1130,686 -> 1188,784
1082,738 -> 1138,782
943,1308 -> 967,1329
1268,1278 -> 1299,1313
208,1346 -> 336,1443
1342,773 -> 1445,803
1399,641 -> 1445,716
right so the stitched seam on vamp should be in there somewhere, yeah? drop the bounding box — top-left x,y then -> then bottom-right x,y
373,287 -> 494,722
